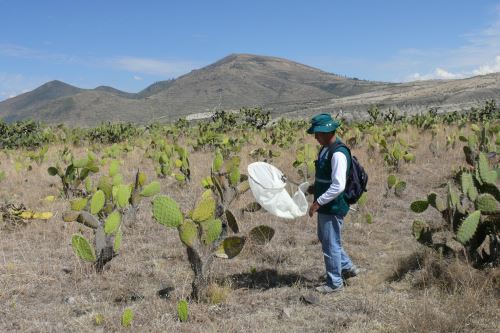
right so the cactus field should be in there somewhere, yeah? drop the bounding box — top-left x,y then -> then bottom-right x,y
0,104 -> 499,332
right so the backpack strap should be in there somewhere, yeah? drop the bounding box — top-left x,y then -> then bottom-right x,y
326,141 -> 351,164
319,140 -> 351,179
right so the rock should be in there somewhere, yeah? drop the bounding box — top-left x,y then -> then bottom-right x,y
64,296 -> 75,304
300,293 -> 320,305
62,267 -> 72,274
280,307 -> 292,319
157,286 -> 174,299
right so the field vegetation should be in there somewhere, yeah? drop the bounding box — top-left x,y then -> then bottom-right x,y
0,103 -> 499,332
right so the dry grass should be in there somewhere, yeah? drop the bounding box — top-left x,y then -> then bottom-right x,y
0,128 -> 499,332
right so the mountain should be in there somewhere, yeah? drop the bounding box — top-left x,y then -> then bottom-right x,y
0,54 -> 499,125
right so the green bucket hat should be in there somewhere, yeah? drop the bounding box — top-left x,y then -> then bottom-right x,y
307,113 -> 339,134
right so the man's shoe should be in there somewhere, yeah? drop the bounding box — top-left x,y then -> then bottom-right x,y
342,265 -> 360,280
315,284 -> 344,294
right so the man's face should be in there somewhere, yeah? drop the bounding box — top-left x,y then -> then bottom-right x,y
314,132 -> 333,145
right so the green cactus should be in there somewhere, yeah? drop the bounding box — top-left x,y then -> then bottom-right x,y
456,211 -> 481,244
412,220 -> 431,244
71,234 -> 96,262
192,190 -> 216,222
90,190 -> 105,214
121,308 -> 133,327
109,160 -> 120,177
139,181 -> 160,197
478,153 -> 497,185
249,225 -> 275,245
70,198 -> 88,211
97,176 -> 113,199
201,219 -> 222,245
116,185 -> 131,208
113,228 -> 122,252
177,299 -> 188,322
213,148 -> 224,172
447,184 -> 460,209
394,181 -> 407,197
475,194 -> 499,214
104,210 -> 121,234
152,195 -> 183,228
179,219 -> 198,247
410,200 -> 429,213
387,174 -> 397,188
214,236 -> 246,259
229,165 -> 240,187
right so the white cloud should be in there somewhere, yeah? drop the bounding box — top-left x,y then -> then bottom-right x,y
366,4 -> 500,82
408,55 -> 500,81
472,55 -> 500,75
113,56 -> 198,77
133,75 -> 143,80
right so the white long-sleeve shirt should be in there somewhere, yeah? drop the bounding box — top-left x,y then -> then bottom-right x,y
316,148 -> 348,206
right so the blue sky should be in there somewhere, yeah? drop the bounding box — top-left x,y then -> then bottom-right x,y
1,0 -> 499,100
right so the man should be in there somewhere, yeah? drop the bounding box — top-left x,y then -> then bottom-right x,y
307,113 -> 359,293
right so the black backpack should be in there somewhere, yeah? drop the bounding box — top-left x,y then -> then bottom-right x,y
326,142 -> 368,205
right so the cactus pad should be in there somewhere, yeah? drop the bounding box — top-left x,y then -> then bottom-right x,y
403,153 -> 415,162
71,234 -> 96,262
411,220 -> 429,241
90,190 -> 106,215
174,173 -> 186,182
70,198 -> 88,211
139,181 -> 160,197
178,219 -> 198,247
201,219 -> 222,245
112,174 -> 123,186
192,190 -> 216,222
475,193 -> 499,214
478,153 -> 497,185
387,174 -> 397,188
62,211 -> 80,222
177,299 -> 188,322
447,184 -> 459,208
249,225 -> 275,245
229,166 -> 240,187
152,195 -> 183,228
243,202 -> 262,213
456,210 -> 481,244
97,176 -> 113,199
104,210 -> 121,234
47,166 -> 59,176
410,200 -> 429,213
225,209 -> 239,233
213,149 -> 223,172
116,185 -> 131,208
137,172 -> 147,186
214,236 -> 246,259
109,160 -> 120,177
394,181 -> 406,197
237,180 -> 250,194
121,308 -> 133,327
113,228 -> 122,252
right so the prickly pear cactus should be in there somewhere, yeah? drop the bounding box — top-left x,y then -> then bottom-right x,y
152,196 -> 183,228
71,234 -> 96,262
177,299 -> 188,322
409,145 -> 499,267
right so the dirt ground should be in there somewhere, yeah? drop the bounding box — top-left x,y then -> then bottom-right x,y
0,127 -> 498,332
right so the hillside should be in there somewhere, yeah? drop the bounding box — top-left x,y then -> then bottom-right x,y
0,54 -> 499,125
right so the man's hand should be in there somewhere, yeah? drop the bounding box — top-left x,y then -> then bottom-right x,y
308,201 -> 321,217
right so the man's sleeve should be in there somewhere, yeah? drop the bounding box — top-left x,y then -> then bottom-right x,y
316,152 -> 347,206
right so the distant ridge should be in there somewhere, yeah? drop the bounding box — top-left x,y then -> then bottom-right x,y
0,53 -> 498,125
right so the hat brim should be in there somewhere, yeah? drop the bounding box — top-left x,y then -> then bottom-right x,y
307,125 -> 336,134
